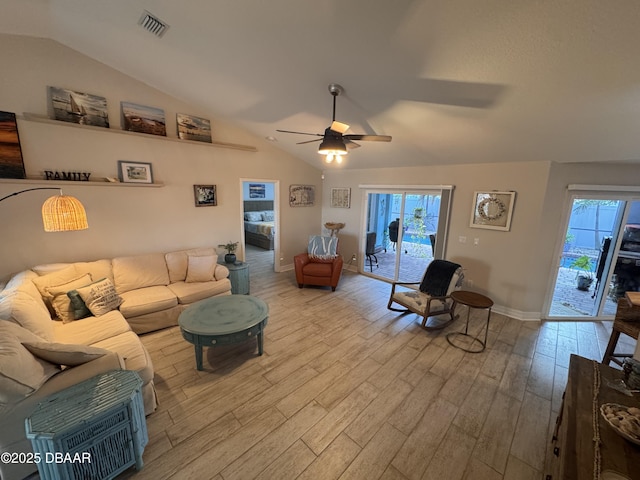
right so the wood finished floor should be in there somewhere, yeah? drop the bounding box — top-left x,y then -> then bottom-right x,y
121,249 -> 635,480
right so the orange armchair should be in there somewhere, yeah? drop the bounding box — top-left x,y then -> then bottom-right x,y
294,236 -> 343,291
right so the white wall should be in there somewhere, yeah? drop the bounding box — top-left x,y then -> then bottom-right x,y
322,161 -> 640,318
0,34 -> 322,278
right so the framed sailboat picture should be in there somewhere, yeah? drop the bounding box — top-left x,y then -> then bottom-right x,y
48,86 -> 110,128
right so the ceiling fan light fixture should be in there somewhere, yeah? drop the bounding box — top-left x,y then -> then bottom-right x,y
318,131 -> 348,163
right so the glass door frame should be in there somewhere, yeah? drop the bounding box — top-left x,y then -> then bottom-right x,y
544,185 -> 640,320
358,184 -> 454,282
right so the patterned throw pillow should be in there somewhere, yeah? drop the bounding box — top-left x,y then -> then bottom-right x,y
245,211 -> 262,222
261,210 -> 274,221
308,235 -> 338,260
75,278 -> 122,316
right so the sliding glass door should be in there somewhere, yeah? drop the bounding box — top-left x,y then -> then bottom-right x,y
547,193 -> 640,319
362,187 -> 453,283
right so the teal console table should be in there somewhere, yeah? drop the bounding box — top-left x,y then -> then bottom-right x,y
179,295 -> 268,370
221,261 -> 250,294
25,370 -> 148,480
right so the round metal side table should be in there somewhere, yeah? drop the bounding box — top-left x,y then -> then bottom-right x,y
446,290 -> 493,353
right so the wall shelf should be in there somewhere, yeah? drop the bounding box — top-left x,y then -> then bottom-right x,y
20,113 -> 257,152
0,178 -> 164,188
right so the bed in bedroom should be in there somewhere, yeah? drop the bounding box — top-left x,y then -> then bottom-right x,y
244,200 -> 275,250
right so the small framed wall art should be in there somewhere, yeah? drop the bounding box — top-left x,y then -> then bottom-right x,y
194,185 -> 217,207
470,191 -> 516,231
117,161 -> 154,184
330,187 -> 351,208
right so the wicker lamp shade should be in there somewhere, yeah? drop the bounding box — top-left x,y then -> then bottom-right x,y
41,194 -> 88,232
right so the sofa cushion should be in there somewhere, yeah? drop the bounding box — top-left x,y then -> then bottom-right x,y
22,341 -> 109,367
51,310 -> 131,345
0,322 -> 61,405
118,285 -> 178,318
45,273 -> 93,323
91,331 -> 154,385
165,247 -> 217,283
3,270 -> 41,302
0,291 -> 54,341
74,259 -> 114,284
76,278 -> 122,316
303,262 -> 333,277
31,264 -> 79,300
214,263 -> 230,281
185,255 -> 216,283
112,253 -> 170,294
168,279 -> 232,304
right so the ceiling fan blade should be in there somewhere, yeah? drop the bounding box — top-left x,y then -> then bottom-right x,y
344,134 -> 392,142
296,138 -> 323,145
344,139 -> 361,149
276,129 -> 323,137
330,121 -> 350,134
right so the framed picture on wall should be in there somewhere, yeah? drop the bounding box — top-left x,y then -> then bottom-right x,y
0,111 -> 26,179
117,160 -> 154,184
194,185 -> 217,207
121,101 -> 166,136
177,113 -> 212,143
330,187 -> 351,208
289,184 -> 315,207
48,86 -> 110,128
249,183 -> 266,198
470,191 -> 516,231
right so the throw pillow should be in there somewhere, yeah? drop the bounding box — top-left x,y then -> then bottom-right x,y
245,211 -> 262,222
308,235 -> 338,260
0,322 -> 60,405
76,278 -> 122,316
261,210 -> 274,221
22,341 -> 109,367
44,274 -> 93,323
66,290 -> 92,320
185,255 -> 216,283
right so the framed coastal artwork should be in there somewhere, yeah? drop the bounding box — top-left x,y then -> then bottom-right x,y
249,184 -> 266,199
289,184 -> 315,207
117,160 -> 154,184
177,113 -> 212,143
194,185 -> 217,207
121,102 -> 166,136
0,111 -> 26,179
48,86 -> 109,128
470,191 -> 516,231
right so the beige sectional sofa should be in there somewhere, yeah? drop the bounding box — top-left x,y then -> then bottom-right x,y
0,247 -> 231,480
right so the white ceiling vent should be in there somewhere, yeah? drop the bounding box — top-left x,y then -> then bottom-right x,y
138,11 -> 169,38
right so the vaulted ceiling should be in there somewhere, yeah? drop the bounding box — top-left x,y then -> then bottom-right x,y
2,0 -> 640,170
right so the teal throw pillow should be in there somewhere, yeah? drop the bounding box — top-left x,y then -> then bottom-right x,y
67,289 -> 92,320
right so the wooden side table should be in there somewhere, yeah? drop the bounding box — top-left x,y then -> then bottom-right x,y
446,290 -> 493,353
25,370 -> 148,480
221,261 -> 250,294
603,292 -> 640,366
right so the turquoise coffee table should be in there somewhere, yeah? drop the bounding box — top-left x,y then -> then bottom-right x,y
179,295 -> 269,371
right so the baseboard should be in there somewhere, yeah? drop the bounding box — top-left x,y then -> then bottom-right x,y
492,304 -> 541,322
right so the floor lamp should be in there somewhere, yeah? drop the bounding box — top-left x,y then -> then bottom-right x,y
0,187 -> 88,232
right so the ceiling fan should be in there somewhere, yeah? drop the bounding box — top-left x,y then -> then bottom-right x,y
276,84 -> 391,164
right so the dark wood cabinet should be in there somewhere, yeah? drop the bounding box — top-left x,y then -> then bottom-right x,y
545,355 -> 640,479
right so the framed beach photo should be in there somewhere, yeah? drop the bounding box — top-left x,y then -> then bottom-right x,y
194,185 -> 217,207
48,86 -> 110,128
330,187 -> 351,208
121,101 -> 166,136
177,113 -> 212,143
117,161 -> 154,184
470,191 -> 516,231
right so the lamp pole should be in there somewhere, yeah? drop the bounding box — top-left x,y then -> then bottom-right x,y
0,187 -> 62,203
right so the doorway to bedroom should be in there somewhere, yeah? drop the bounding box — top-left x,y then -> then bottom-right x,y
241,180 -> 278,275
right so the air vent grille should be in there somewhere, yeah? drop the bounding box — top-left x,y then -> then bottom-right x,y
138,11 -> 169,38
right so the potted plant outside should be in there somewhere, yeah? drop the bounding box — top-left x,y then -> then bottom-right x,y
219,241 -> 239,264
569,255 -> 594,291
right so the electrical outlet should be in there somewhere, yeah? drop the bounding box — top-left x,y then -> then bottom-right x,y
351,254 -> 357,262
